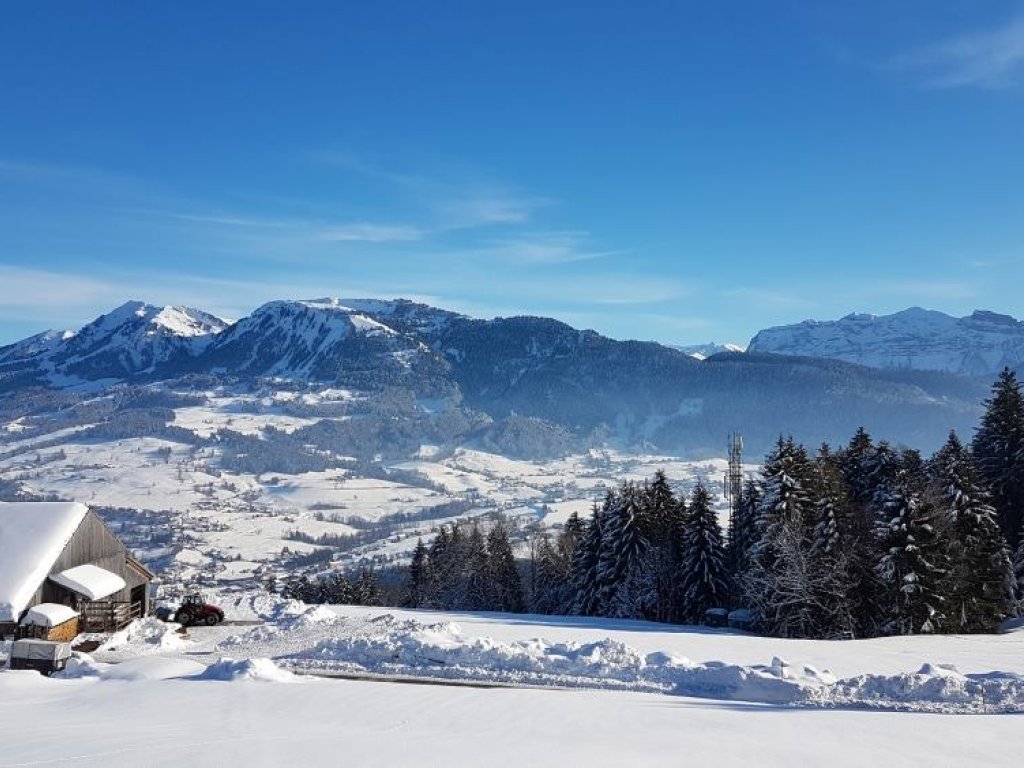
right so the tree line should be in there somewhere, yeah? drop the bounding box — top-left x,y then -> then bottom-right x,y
298,369 -> 1024,639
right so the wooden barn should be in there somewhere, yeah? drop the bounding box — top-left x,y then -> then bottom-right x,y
0,501 -> 153,639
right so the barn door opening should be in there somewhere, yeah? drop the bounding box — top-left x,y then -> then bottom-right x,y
130,585 -> 147,618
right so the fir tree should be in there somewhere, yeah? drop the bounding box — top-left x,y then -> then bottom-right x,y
597,482 -> 651,618
569,507 -> 604,616
973,368 -> 1024,549
727,478 -> 760,586
486,522 -> 525,613
641,471 -> 685,622
931,431 -> 1013,632
531,534 -> 569,614
406,538 -> 430,608
874,479 -> 949,635
465,524 -> 492,610
751,436 -> 813,568
677,482 -> 729,623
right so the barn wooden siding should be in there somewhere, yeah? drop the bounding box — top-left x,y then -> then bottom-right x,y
30,511 -> 151,612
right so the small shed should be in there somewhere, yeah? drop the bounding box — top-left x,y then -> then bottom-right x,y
17,603 -> 81,642
728,608 -> 756,631
0,502 -> 153,637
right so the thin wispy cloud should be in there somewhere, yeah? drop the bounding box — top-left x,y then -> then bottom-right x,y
477,232 -> 620,265
316,151 -> 549,229
0,265 -> 129,324
893,14 -> 1024,89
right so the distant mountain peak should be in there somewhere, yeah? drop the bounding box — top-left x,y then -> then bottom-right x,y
672,342 -> 746,361
748,307 -> 1024,377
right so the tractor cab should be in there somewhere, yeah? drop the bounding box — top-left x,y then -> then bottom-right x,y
182,594 -> 204,608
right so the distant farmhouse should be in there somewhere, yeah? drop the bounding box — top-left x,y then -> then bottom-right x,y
0,502 -> 152,640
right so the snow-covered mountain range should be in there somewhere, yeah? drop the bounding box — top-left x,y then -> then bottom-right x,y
0,298 -> 998,455
0,301 -> 230,382
748,307 -> 1024,377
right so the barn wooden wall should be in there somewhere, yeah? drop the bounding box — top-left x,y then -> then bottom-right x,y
30,511 -> 150,610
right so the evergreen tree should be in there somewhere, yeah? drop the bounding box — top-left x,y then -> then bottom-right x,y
874,479 -> 949,635
751,437 -> 813,568
353,569 -> 382,606
596,482 -> 651,618
464,524 -> 492,610
931,431 -> 1013,632
745,437 -> 836,637
569,507 -> 604,616
839,427 -> 875,504
973,368 -> 1024,549
677,482 -> 729,623
406,538 -> 430,608
641,471 -> 685,622
531,534 -> 569,614
728,478 -> 760,587
486,522 -> 525,613
808,452 -> 856,637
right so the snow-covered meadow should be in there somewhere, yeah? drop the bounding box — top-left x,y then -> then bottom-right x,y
0,387 -> 744,587
2,601 -> 1023,766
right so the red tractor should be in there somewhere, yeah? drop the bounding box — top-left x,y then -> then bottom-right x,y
169,594 -> 225,626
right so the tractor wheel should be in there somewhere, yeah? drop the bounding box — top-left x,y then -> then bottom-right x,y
174,611 -> 191,626
205,613 -> 219,626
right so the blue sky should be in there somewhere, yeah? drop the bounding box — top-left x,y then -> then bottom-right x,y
2,2 -> 1024,346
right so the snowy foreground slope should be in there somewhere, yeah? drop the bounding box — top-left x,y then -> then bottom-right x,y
2,602 -> 1023,767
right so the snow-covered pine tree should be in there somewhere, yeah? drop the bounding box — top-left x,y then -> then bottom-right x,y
464,524 -> 492,610
569,506 -> 604,616
807,449 -> 855,637
727,478 -> 760,587
973,368 -> 1024,550
677,482 -> 729,623
835,428 -> 889,637
751,436 -> 813,568
640,471 -> 685,622
596,482 -> 651,619
353,569 -> 382,606
530,534 -> 569,614
874,478 -> 949,635
486,522 -> 525,613
559,512 -> 585,555
839,427 -> 876,505
743,437 -> 825,637
931,431 -> 1013,632
406,538 -> 430,608
424,525 -> 452,608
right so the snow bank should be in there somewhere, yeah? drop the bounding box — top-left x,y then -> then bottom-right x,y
285,618 -> 1024,712
826,664 -> 1024,713
97,618 -> 190,654
196,657 -> 297,683
58,654 -> 207,681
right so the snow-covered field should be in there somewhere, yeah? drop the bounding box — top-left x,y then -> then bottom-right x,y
2,603 -> 1023,766
0,390 -> 743,587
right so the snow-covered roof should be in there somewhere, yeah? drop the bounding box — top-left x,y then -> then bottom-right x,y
50,564 -> 126,601
23,603 -> 80,628
0,502 -> 89,622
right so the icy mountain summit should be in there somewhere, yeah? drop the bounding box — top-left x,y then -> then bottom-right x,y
748,307 -> 1024,377
0,301 -> 230,381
